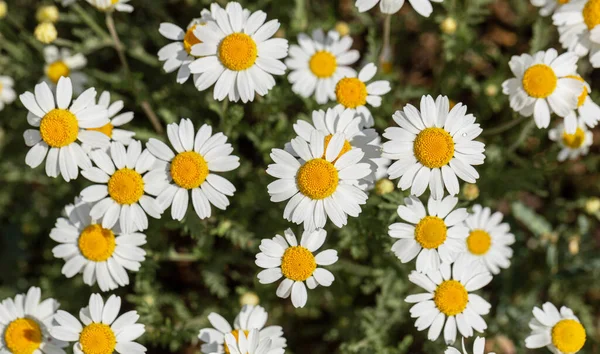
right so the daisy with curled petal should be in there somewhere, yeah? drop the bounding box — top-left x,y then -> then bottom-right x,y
50,294 -> 146,354
223,329 -> 273,354
502,48 -> 583,129
42,46 -> 87,94
86,0 -> 133,13
285,29 -> 359,104
525,302 -> 586,354
531,0 -> 568,16
20,77 -> 110,181
382,95 -> 485,199
145,118 -> 240,221
188,2 -> 289,103
561,75 -> 600,133
0,287 -> 67,354
549,116 -> 594,161
256,228 -> 338,309
50,197 -> 147,292
80,140 -> 162,234
0,75 -> 16,111
355,0 -> 443,17
445,337 -> 496,354
553,0 -> 600,67
406,262 -> 492,344
82,91 -> 135,153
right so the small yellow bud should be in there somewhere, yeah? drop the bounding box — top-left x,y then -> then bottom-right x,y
568,236 -> 580,255
335,22 -> 350,37
143,295 -> 155,306
36,5 -> 60,24
375,178 -> 395,196
462,183 -> 479,201
239,292 -> 260,306
585,197 -> 600,214
0,1 -> 7,19
34,22 -> 57,44
485,84 -> 498,97
440,17 -> 457,35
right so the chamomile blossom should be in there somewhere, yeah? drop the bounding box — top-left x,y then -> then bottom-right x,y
50,198 -> 147,292
0,75 -> 16,111
445,337 -> 496,354
355,0 -> 443,17
285,29 -> 358,104
43,46 -> 87,94
531,0 -> 568,16
562,75 -> 600,133
525,302 -> 586,354
256,228 -> 338,308
145,119 -> 239,221
20,78 -> 110,181
222,330 -> 273,354
549,117 -> 593,161
188,2 -> 289,103
382,95 -> 485,199
0,287 -> 67,354
86,0 -> 133,13
406,262 -> 492,344
84,91 -> 135,150
553,0 -> 600,67
49,294 -> 146,354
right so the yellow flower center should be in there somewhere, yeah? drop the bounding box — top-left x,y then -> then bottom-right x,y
413,127 -> 455,169
323,134 -> 352,162
39,109 -> 79,148
108,168 -> 145,205
170,151 -> 209,190
184,24 -> 202,55
111,0 -> 119,4
566,75 -> 587,107
218,33 -> 258,71
281,246 -> 316,281
79,323 -> 117,354
78,224 -> 116,262
223,330 -> 250,354
562,127 -> 586,149
434,280 -> 469,316
551,319 -> 586,354
414,216 -> 447,249
335,78 -> 367,109
467,229 -> 492,255
522,64 -> 557,98
87,123 -> 114,138
0,82 -> 3,93
4,318 -> 42,354
558,0 -> 570,4
309,51 -> 337,78
584,0 -> 600,29
46,61 -> 70,84
296,158 -> 339,200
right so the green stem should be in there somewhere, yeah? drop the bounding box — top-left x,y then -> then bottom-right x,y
482,115 -> 527,136
508,119 -> 536,152
72,4 -> 110,39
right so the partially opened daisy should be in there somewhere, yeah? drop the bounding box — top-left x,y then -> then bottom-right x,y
549,117 -> 593,161
525,302 -> 586,354
531,0 -> 569,16
50,198 -> 147,292
389,195 -> 469,274
80,140 -> 163,233
86,0 -> 133,12
145,118 -> 239,221
0,75 -> 16,111
0,287 -> 67,354
42,46 -> 87,93
267,131 -> 371,229
562,75 -> 600,133
382,95 -> 485,199
223,330 -> 274,354
502,49 -> 582,129
188,2 -> 288,103
355,0 -> 443,17
285,29 -> 358,104
445,337 -> 496,354
406,262 -> 492,344
86,91 -> 135,148
256,228 -> 338,308
553,0 -> 600,67
50,294 -> 146,354
20,78 -> 110,181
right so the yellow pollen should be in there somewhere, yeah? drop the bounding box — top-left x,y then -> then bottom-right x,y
46,61 -> 70,84
87,123 -> 114,138
218,33 -> 257,71
39,109 -> 79,148
323,134 -> 352,162
583,0 -> 600,29
415,216 -> 447,249
309,51 -> 337,78
79,323 -> 116,354
434,280 -> 469,316
296,158 -> 339,200
335,78 -> 367,109
522,64 -> 557,98
558,0 -> 570,4
413,127 -> 454,169
223,330 -> 250,354
566,75 -> 588,107
111,0 -> 118,4
170,151 -> 209,189
467,229 -> 492,255
551,319 -> 586,354
562,127 -> 586,149
4,318 -> 42,354
281,246 -> 316,281
184,24 -> 202,55
108,168 -> 145,205
78,224 -> 116,262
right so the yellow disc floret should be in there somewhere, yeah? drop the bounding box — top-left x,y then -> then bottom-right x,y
467,229 -> 492,255
281,246 -> 317,281
335,78 -> 367,109
79,323 -> 117,354
39,109 -> 79,148
184,24 -> 202,55
78,224 -> 116,262
309,51 -> 337,78
584,0 -> 600,29
413,127 -> 455,169
218,33 -> 258,71
434,280 -> 469,316
551,319 -> 586,354
414,216 -> 447,249
46,61 -> 70,84
323,134 -> 352,161
108,168 -> 145,205
566,75 -> 588,107
170,151 -> 209,189
87,123 -> 114,138
296,158 -> 339,200
562,127 -> 586,149
522,64 -> 557,98
4,318 -> 42,354
223,329 -> 250,354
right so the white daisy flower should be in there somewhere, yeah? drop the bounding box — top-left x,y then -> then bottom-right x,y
382,95 -> 485,199
80,140 -> 163,234
553,0 -> 600,67
406,262 -> 492,344
285,29 -> 358,104
0,75 -> 16,111
0,287 -> 67,354
502,48 -> 583,129
256,228 -> 338,308
531,0 -> 569,16
198,305 -> 286,354
525,302 -> 586,354
86,91 -> 135,148
43,46 -> 88,94
145,118 -> 239,221
267,131 -> 371,229
561,75 -> 600,133
188,2 -> 289,103
20,77 -> 110,181
49,293 -> 146,354
50,197 -> 147,292
549,117 -> 593,161
355,0 -> 443,17
445,336 -> 496,354
86,0 -> 133,13
389,195 -> 469,274
222,329 -> 274,354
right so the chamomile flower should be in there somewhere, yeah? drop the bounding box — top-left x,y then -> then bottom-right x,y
0,287 -> 67,354
334,63 -> 390,128
531,0 -> 569,16
389,195 -> 469,274
562,75 -> 600,133
0,75 -> 16,111
50,198 -> 147,292
382,95 -> 485,199
49,294 -> 146,354
86,0 -> 133,13
525,302 -> 586,354
285,29 -> 358,104
502,49 -> 583,128
445,337 -> 496,354
222,330 -> 273,354
553,0 -> 600,67
145,119 -> 239,221
43,46 -> 87,94
80,141 -> 163,234
85,91 -> 135,149
355,0 -> 443,17
256,228 -> 338,308
20,78 -> 110,181
198,305 -> 286,354
267,131 -> 371,229
406,262 -> 492,344
188,2 -> 289,103
549,117 -> 593,161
